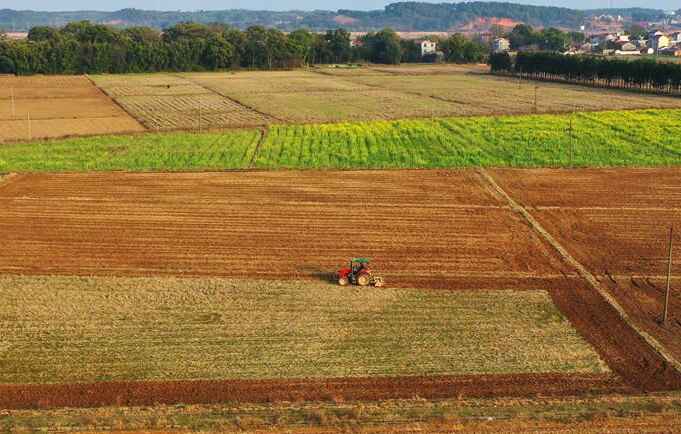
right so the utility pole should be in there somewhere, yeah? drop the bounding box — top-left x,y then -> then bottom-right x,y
27,111 -> 32,141
663,226 -> 674,325
534,85 -> 539,114
198,102 -> 202,133
10,88 -> 15,118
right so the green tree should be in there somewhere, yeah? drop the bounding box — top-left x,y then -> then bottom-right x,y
441,34 -> 486,63
325,29 -> 351,63
288,29 -> 315,66
0,54 -> 15,74
203,33 -> 234,70
509,24 -> 536,49
27,26 -> 60,42
363,28 -> 401,64
539,28 -> 570,52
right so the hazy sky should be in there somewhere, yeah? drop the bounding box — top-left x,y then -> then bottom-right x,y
1,1 -> 678,12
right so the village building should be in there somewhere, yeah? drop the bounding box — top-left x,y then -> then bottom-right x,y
492,37 -> 510,53
416,39 -> 437,57
650,31 -> 671,53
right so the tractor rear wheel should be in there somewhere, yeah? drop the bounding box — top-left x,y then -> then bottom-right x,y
338,277 -> 349,286
356,273 -> 370,286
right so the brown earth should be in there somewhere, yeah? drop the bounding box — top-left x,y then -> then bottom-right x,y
1,169 -> 680,408
0,373 -> 628,410
491,168 -> 681,370
0,170 -> 570,290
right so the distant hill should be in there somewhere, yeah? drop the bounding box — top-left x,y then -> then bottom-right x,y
0,2 -> 675,32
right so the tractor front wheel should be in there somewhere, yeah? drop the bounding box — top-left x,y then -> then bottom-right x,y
356,273 -> 370,286
338,277 -> 349,286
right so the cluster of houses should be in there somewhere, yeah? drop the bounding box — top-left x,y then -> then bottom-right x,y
493,29 -> 681,57
585,30 -> 681,56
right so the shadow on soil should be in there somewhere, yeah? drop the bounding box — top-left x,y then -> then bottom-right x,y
299,265 -> 337,284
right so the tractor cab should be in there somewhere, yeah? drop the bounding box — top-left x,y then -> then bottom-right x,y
351,258 -> 370,274
337,258 -> 384,287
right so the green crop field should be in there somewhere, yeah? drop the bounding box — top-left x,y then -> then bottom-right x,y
1,109 -> 679,172
0,130 -> 260,172
255,109 -> 681,169
0,276 -> 606,384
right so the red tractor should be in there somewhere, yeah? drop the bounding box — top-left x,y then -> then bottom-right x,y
337,258 -> 384,287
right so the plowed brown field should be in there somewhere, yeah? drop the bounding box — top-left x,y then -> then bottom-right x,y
1,168 -> 680,414
1,168 -> 681,406
0,374 -> 627,410
0,170 -> 569,290
491,168 -> 681,366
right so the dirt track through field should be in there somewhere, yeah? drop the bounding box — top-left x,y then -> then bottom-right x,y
0,373 -> 628,410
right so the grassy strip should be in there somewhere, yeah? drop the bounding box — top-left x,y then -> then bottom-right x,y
255,109 -> 681,169
1,109 -> 680,172
0,130 -> 260,172
2,393 -> 681,432
0,276 -> 606,384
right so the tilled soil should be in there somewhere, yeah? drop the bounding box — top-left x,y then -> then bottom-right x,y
491,168 -> 681,371
0,373 -> 628,410
0,170 -> 569,290
2,169 -> 680,408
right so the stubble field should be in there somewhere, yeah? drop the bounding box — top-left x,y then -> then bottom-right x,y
91,74 -> 273,130
0,75 -> 144,142
0,276 -> 606,385
90,65 -> 681,128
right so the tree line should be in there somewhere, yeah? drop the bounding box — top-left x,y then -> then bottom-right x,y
506,24 -> 585,52
0,21 -> 488,75
490,52 -> 681,95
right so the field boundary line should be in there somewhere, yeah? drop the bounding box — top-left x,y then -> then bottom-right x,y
83,74 -> 148,131
308,68 -> 459,106
175,74 -> 284,124
478,168 -> 681,374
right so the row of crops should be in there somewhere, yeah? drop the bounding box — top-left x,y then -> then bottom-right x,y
1,109 -> 680,171
255,109 -> 681,169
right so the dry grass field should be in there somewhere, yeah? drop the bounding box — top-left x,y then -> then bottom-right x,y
0,276 -> 607,384
177,66 -> 681,123
91,74 -> 272,129
5,392 -> 681,433
333,69 -> 681,115
3,66 -> 681,138
0,75 -> 144,142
